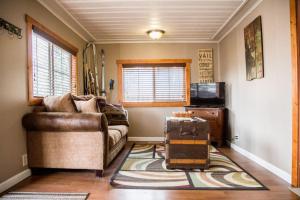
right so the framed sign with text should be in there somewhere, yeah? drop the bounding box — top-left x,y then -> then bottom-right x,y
198,48 -> 214,83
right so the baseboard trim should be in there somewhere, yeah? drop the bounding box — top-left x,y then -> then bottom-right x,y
128,137 -> 164,142
230,143 -> 291,184
0,169 -> 31,193
289,187 -> 300,197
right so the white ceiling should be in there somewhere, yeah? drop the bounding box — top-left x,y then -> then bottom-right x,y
55,0 -> 247,43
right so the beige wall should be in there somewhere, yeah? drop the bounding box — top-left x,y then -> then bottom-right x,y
97,43 -> 218,137
2,0 -> 291,186
219,0 -> 292,173
0,0 -> 86,183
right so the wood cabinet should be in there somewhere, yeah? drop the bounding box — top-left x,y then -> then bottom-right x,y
185,107 -> 225,147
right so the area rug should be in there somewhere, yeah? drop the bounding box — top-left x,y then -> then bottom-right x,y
110,144 -> 268,190
0,192 -> 89,200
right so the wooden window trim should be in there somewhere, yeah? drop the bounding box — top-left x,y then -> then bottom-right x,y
117,59 -> 191,107
26,15 -> 78,106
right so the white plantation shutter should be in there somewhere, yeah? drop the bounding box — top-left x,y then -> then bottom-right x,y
155,67 -> 186,101
32,32 -> 51,96
53,45 -> 71,95
32,31 -> 72,97
123,64 -> 186,102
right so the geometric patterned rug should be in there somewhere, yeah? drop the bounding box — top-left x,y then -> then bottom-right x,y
0,192 -> 89,200
110,144 -> 268,190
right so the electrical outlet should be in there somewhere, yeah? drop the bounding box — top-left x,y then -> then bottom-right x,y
231,135 -> 239,141
22,154 -> 28,166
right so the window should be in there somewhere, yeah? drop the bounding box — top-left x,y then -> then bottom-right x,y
26,15 -> 78,105
117,59 -> 191,107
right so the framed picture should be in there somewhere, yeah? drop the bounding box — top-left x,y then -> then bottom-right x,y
244,16 -> 264,81
198,48 -> 214,83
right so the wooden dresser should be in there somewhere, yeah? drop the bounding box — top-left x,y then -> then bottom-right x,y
185,107 -> 225,147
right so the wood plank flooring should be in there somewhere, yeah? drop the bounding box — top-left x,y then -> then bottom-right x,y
4,143 -> 299,200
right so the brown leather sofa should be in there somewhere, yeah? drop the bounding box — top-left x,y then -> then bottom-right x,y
22,110 -> 128,177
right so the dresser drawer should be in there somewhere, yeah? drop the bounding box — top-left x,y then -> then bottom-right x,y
185,107 -> 225,147
188,109 -> 219,119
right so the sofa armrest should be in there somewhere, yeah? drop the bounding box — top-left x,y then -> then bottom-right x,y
22,112 -> 107,132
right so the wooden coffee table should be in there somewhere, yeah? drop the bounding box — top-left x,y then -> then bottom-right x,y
165,117 -> 210,170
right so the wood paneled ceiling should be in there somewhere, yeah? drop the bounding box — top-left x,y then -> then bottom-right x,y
57,0 -> 247,43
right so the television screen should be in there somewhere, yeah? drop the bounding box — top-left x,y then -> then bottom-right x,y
190,82 -> 225,106
198,83 -> 217,98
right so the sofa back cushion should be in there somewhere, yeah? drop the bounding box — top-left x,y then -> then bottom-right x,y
75,97 -> 98,113
72,94 -> 95,101
43,93 -> 78,112
72,95 -> 106,112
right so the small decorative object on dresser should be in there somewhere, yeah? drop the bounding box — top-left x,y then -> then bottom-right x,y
165,117 -> 210,170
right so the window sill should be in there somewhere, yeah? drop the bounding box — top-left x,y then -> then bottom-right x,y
121,101 -> 189,107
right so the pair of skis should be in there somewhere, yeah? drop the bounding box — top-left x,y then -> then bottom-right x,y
83,43 -> 106,97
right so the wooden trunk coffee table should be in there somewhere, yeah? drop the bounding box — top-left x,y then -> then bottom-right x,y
165,117 -> 210,170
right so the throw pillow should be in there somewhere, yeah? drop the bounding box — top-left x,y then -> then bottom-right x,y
72,94 -> 106,112
100,104 -> 129,126
95,96 -> 107,110
75,97 -> 98,113
43,93 -> 78,112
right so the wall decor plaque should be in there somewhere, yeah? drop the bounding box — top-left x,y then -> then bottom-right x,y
244,16 -> 264,81
198,48 -> 214,83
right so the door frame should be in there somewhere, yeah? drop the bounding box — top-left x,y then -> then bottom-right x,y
291,0 -> 300,187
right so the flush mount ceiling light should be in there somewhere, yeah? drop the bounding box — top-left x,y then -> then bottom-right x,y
147,29 -> 165,40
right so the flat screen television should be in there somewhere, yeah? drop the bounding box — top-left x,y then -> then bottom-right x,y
190,82 -> 225,107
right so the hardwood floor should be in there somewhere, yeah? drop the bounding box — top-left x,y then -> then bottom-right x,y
5,143 -> 299,200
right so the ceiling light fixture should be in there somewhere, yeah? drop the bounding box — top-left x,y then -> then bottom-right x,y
147,29 -> 165,40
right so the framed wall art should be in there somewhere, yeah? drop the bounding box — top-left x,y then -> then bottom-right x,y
198,48 -> 214,83
244,16 -> 264,81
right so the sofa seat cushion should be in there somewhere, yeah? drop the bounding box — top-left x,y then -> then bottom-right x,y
108,125 -> 128,137
108,125 -> 128,149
